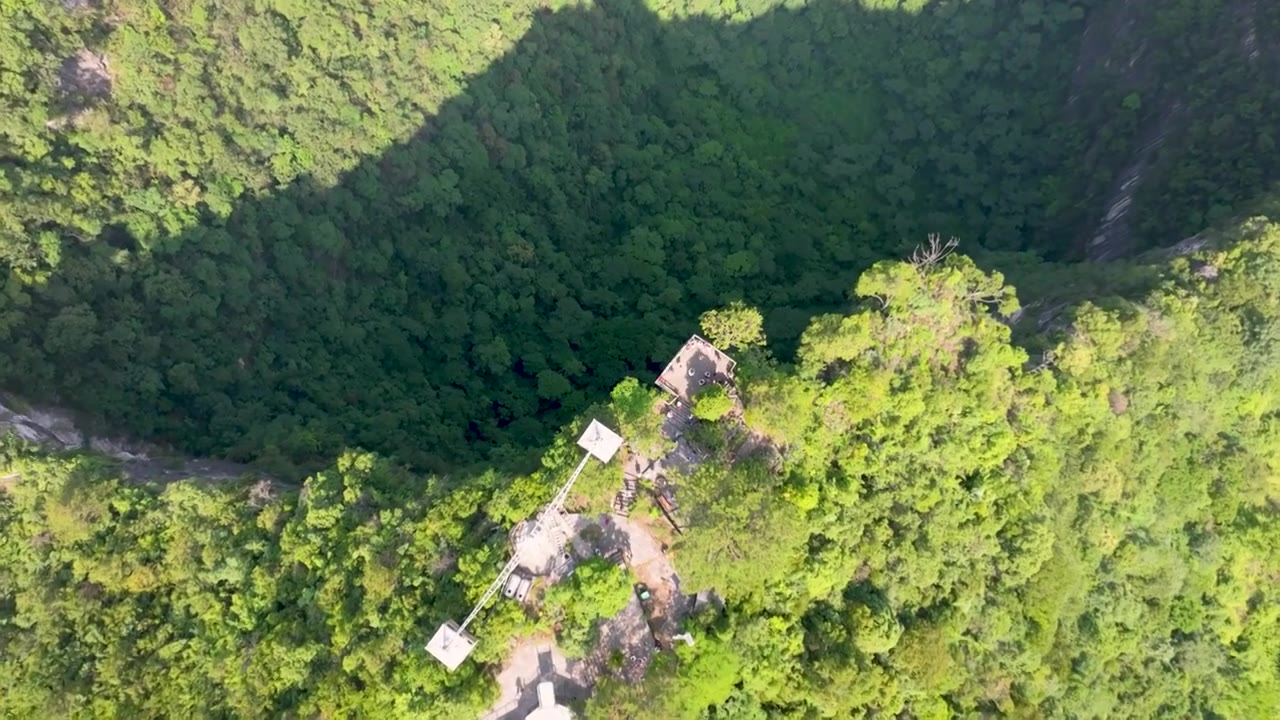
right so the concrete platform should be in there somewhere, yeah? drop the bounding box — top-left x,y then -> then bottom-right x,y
656,335 -> 736,401
425,621 -> 476,671
578,419 -> 623,463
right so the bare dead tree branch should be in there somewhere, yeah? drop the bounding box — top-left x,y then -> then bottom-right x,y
964,287 -> 1004,304
1030,349 -> 1056,373
910,234 -> 959,271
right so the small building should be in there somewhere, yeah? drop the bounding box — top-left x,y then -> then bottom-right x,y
655,335 -> 737,402
526,681 -> 573,720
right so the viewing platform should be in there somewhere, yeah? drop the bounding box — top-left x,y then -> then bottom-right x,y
655,334 -> 737,401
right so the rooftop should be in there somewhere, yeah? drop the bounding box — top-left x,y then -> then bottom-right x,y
426,621 -> 477,671
655,335 -> 737,402
577,419 -> 623,463
526,681 -> 573,720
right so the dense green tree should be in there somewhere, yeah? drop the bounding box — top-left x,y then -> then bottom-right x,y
847,602 -> 903,655
691,385 -> 734,422
542,558 -> 634,658
634,220 -> 1280,717
673,460 -> 810,605
699,302 -> 766,352
0,448 -> 517,718
609,377 -> 672,458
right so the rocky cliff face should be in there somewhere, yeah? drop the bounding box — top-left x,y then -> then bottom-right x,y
1,395 -> 257,484
1069,0 -> 1183,261
1070,0 -> 1279,260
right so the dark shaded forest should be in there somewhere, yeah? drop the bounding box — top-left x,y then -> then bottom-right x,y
3,0 -> 1277,475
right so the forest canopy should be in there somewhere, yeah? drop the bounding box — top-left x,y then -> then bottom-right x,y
2,1 -> 1280,715
2,0 -> 1279,474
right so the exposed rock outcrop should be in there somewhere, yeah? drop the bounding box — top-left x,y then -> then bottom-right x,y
1,395 -> 261,484
59,49 -> 112,100
1069,0 -> 1278,261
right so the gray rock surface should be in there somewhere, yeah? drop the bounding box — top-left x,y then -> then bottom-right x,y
1,394 -> 258,484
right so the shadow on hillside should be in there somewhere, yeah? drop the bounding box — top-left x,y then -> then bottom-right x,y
12,0 -> 1085,476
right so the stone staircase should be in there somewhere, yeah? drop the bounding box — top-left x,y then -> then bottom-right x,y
612,475 -> 639,516
547,511 -> 573,555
